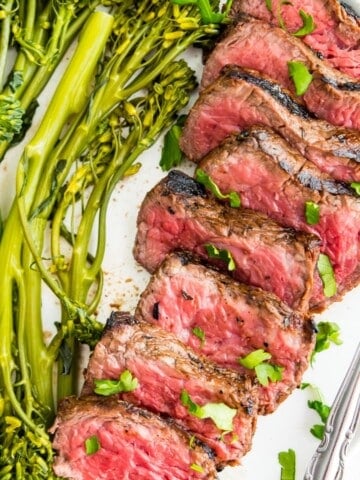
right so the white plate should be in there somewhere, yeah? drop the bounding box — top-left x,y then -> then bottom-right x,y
1,2 -> 359,479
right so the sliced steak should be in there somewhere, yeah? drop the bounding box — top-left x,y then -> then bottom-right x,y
51,396 -> 218,480
82,312 -> 258,468
133,170 -> 321,312
180,67 -> 360,182
231,0 -> 360,79
135,251 -> 316,414
198,126 -> 360,310
201,18 -> 360,130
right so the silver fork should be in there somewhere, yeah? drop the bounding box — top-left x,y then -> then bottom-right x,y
304,342 -> 360,480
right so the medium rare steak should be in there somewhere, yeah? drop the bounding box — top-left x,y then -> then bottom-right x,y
135,251 -> 316,414
51,396 -> 217,480
201,18 -> 360,130
231,0 -> 360,79
82,312 -> 258,468
133,170 -> 320,312
198,126 -> 360,310
180,67 -> 360,182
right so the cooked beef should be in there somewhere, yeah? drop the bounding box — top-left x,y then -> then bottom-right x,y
51,396 -> 218,480
201,18 -> 360,130
231,0 -> 360,79
180,67 -> 360,182
198,126 -> 360,310
82,312 -> 258,468
135,251 -> 316,414
133,170 -> 321,312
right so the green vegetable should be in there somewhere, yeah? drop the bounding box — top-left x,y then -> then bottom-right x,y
192,326 -> 206,346
0,1 -> 221,476
180,389 -> 236,432
196,169 -> 241,207
288,60 -> 313,96
238,349 -> 284,386
171,0 -> 232,25
311,321 -> 342,362
350,182 -> 360,195
160,115 -> 187,171
317,254 -> 337,297
190,463 -> 205,473
0,95 -> 24,141
308,399 -> 330,440
278,449 -> 296,480
85,435 -> 101,455
265,0 -> 272,12
94,370 -> 139,396
293,10 -> 316,37
305,200 -> 320,225
205,244 -> 236,271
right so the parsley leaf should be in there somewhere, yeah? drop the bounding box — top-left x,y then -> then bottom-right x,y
190,463 -> 205,473
288,60 -> 313,95
195,168 -> 241,208
205,244 -> 236,271
278,449 -> 296,480
94,370 -> 138,396
159,115 -> 186,171
311,321 -> 342,363
350,182 -> 360,195
317,254 -> 337,297
265,0 -> 272,11
180,389 -> 236,432
192,326 -> 205,346
305,200 -> 320,225
293,10 -> 316,37
238,349 -> 284,386
308,400 -> 331,424
85,435 -> 101,455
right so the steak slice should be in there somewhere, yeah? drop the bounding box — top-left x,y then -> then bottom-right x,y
199,126 -> 360,310
201,18 -> 360,130
180,67 -> 360,182
230,0 -> 360,79
51,396 -> 217,480
135,251 -> 316,415
133,170 -> 321,312
82,312 -> 259,468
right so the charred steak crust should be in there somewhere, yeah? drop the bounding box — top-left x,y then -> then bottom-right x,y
82,312 -> 259,467
51,396 -> 218,480
198,125 -> 360,310
180,66 -> 360,181
134,170 -> 321,311
201,18 -> 360,130
135,251 -> 316,414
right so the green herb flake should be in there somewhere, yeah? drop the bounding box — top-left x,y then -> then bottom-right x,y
94,370 -> 138,396
205,244 -> 235,271
308,400 -> 331,424
190,463 -> 205,473
288,61 -> 313,96
311,321 -> 342,363
180,389 -> 236,432
195,168 -> 241,208
278,448 -> 296,480
159,115 -> 186,171
238,349 -> 284,386
265,0 -> 272,11
350,182 -> 360,195
85,435 -> 101,455
192,326 -> 205,346
317,253 -> 337,297
310,424 -> 325,439
305,200 -> 320,225
293,10 -> 316,37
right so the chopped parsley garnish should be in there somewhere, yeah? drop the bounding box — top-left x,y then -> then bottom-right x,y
293,10 -> 316,37
180,389 -> 236,432
190,463 -> 205,473
85,435 -> 101,455
350,182 -> 360,195
311,321 -> 342,363
278,448 -> 296,480
159,115 -> 186,171
205,244 -> 235,271
288,60 -> 313,96
305,200 -> 320,225
317,253 -> 337,297
171,0 -> 231,25
265,0 -> 272,11
301,383 -> 331,440
195,168 -> 241,208
192,326 -> 205,346
238,349 -> 284,386
94,370 -> 138,396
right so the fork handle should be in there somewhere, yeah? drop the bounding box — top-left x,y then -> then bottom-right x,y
304,342 -> 360,480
